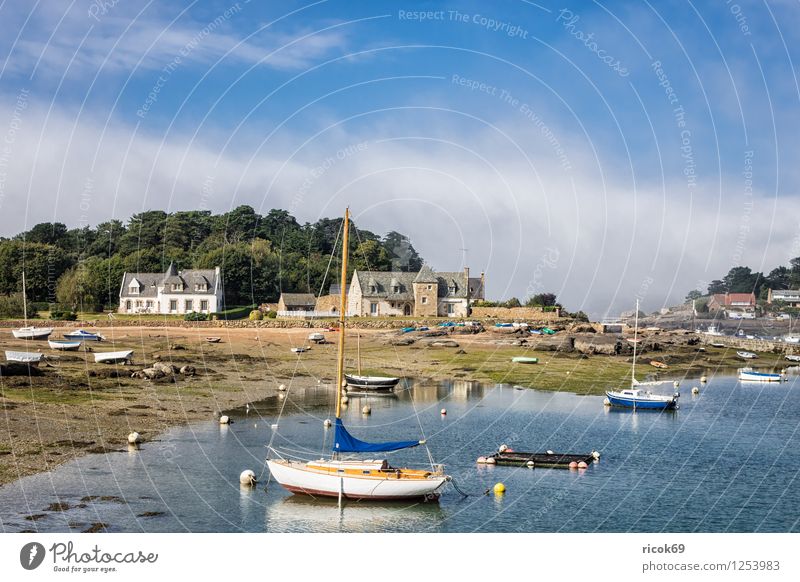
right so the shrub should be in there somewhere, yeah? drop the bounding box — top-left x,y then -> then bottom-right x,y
249,309 -> 263,320
184,312 -> 208,321
0,294 -> 37,319
266,310 -> 277,319
49,309 -> 77,321
211,305 -> 256,320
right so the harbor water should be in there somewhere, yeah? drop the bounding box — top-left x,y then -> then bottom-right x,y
1,374 -> 799,532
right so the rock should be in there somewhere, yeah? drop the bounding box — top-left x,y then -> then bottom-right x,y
570,323 -> 596,333
142,367 -> 164,380
179,365 -> 196,376
428,340 -> 459,348
574,335 -> 618,355
388,338 -> 415,346
168,344 -> 185,351
455,349 -> 467,354
152,362 -> 177,375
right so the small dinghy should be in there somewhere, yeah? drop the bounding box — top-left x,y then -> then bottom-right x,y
344,374 -> 400,391
308,332 -> 325,343
511,356 -> 538,364
205,337 -> 222,343
12,326 -> 53,340
94,350 -> 133,364
649,360 -> 668,369
291,346 -> 309,353
737,351 -> 758,359
738,368 -> 782,382
785,354 -> 800,362
5,351 -> 43,366
48,340 -> 81,351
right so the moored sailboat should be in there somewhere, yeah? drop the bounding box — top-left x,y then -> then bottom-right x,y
266,209 -> 448,502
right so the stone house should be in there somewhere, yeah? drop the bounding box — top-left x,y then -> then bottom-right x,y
277,293 -> 316,313
118,263 -> 222,314
347,265 -> 485,317
708,292 -> 757,317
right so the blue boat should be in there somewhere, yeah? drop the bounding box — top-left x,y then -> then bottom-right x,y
62,329 -> 104,341
605,387 -> 680,410
604,298 -> 679,411
401,327 -> 416,333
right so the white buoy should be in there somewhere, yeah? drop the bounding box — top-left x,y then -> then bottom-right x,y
440,408 -> 447,415
485,457 -> 496,465
323,419 -> 332,428
700,375 -> 708,383
526,460 -> 535,468
219,415 -> 230,424
546,450 -> 554,455
476,456 -> 487,464
673,381 -> 680,388
498,444 -> 508,453
362,405 -> 371,415
341,396 -> 349,404
603,398 -> 611,406
239,469 -> 257,486
127,432 -> 142,445
592,450 -> 601,460
691,386 -> 700,395
278,384 -> 287,392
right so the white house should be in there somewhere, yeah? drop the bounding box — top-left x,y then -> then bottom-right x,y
118,263 -> 222,315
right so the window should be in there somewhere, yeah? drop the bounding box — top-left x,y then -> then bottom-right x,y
169,299 -> 177,312
195,283 -> 206,292
370,302 -> 378,315
370,285 -> 376,293
393,286 -> 399,294
125,300 -> 131,310
135,300 -> 142,308
449,285 -> 456,295
200,300 -> 208,311
427,285 -> 432,290
185,299 -> 193,312
421,297 -> 428,304
172,283 -> 182,292
447,303 -> 455,315
146,300 -> 153,310
129,285 -> 139,295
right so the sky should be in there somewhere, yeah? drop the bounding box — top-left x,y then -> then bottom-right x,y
0,0 -> 798,318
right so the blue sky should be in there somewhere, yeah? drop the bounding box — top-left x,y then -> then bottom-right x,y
1,0 -> 798,316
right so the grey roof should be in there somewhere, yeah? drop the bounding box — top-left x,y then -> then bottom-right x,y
435,272 -> 469,299
120,266 -> 219,298
414,264 -> 437,283
280,293 -> 316,307
354,270 -> 417,300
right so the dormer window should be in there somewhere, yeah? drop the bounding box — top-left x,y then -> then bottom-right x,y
172,283 -> 183,292
370,285 -> 376,294
194,283 -> 207,292
129,285 -> 139,295
393,286 -> 399,294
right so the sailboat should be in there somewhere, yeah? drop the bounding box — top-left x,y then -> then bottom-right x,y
11,272 -> 53,340
266,209 -> 449,502
605,299 -> 680,410
344,331 -> 400,392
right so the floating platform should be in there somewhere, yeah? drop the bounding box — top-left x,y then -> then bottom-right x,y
480,451 -> 597,468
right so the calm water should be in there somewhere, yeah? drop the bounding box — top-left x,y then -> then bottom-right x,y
1,374 -> 799,533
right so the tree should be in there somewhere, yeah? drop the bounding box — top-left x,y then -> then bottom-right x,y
352,239 -> 392,272
526,292 -> 558,307
20,222 -> 69,247
766,266 -> 791,290
504,297 -> 522,308
383,231 -> 422,271
707,279 -> 726,294
118,211 -> 167,255
56,265 -> 96,311
685,290 -> 703,302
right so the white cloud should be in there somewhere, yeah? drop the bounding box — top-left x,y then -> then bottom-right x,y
1,98 -> 797,319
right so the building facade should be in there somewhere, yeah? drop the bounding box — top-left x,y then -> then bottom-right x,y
118,263 -> 222,314
707,292 -> 757,318
767,289 -> 800,308
348,265 -> 485,317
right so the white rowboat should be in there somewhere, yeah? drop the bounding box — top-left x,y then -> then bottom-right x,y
48,340 -> 81,351
5,351 -> 43,366
94,350 -> 133,364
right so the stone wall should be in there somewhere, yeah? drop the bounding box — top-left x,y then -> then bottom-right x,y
470,306 -> 561,320
700,334 -> 792,354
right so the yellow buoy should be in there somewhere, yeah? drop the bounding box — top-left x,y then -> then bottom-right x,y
493,482 -> 505,494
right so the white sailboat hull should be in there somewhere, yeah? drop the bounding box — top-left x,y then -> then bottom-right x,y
48,340 -> 81,351
12,327 -> 53,339
267,459 -> 447,501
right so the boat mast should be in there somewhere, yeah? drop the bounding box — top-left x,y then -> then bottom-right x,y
632,298 -> 639,386
335,208 -> 350,420
22,271 -> 28,327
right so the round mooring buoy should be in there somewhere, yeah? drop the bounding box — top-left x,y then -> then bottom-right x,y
578,461 -> 588,469
362,405 -> 371,415
323,419 -> 332,428
592,450 -> 601,460
219,415 -> 230,425
127,432 -> 142,445
341,396 -> 349,405
239,469 -> 257,486
278,384 -> 287,392
440,408 -> 447,415
499,444 -> 508,453
603,398 -> 611,406
493,483 -> 505,495
673,381 -> 680,388
569,461 -> 578,469
485,457 -> 496,465
526,460 -> 535,468
700,375 -> 708,383
692,386 -> 700,395
476,456 -> 487,464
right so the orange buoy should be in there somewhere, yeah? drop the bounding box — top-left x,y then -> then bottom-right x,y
578,461 -> 588,469
569,461 -> 578,469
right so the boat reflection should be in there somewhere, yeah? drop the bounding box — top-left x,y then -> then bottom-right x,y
264,492 -> 444,533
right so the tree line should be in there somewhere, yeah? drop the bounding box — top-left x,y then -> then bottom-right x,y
0,206 -> 424,314
685,258 -> 800,303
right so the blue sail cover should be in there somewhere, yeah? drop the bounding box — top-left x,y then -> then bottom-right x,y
333,419 -> 420,453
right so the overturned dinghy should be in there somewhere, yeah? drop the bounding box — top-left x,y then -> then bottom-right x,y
94,350 -> 133,364
5,351 -> 44,367
479,448 -> 598,468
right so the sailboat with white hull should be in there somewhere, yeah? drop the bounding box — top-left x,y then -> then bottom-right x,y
266,209 -> 448,502
12,272 -> 53,340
